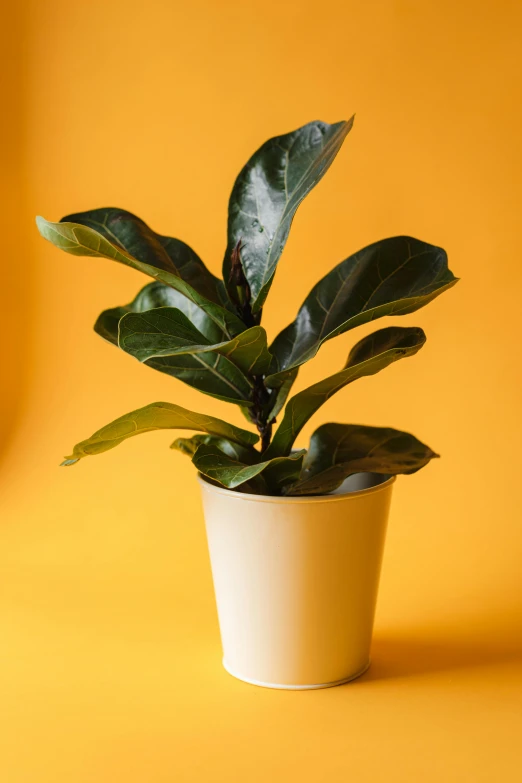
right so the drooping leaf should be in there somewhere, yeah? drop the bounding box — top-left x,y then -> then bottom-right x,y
37,216 -> 244,339
62,207 -> 227,305
171,434 -> 258,463
93,283 -> 252,405
285,423 -> 438,496
61,401 -> 259,465
118,308 -> 272,375
192,443 -> 305,491
223,118 -> 354,312
266,236 -> 458,387
265,327 -> 426,458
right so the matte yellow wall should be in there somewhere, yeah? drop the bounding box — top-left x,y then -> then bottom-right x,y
2,1 -> 521,780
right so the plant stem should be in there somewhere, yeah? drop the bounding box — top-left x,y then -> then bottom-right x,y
228,239 -> 270,450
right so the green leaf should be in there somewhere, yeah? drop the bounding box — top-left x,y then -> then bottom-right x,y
37,215 -> 245,339
171,434 -> 258,463
266,236 -> 457,387
266,368 -> 299,423
223,118 -> 354,312
94,288 -> 254,406
118,308 -> 272,375
285,423 -> 438,495
192,444 -> 305,492
61,401 -> 259,465
266,326 -> 426,458
95,281 -> 226,345
62,207 -> 227,305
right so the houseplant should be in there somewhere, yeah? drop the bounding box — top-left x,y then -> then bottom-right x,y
37,117 -> 458,688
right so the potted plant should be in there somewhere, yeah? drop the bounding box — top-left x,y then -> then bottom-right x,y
37,117 -> 458,689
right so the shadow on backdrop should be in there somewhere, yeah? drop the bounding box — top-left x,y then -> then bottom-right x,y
358,617 -> 522,683
0,4 -> 33,470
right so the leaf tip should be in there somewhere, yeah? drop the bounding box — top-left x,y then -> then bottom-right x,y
60,458 -> 79,467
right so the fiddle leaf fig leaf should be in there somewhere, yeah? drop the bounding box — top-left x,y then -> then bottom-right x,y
95,281 -> 226,346
61,207 -> 228,306
223,118 -> 354,312
61,402 -> 259,465
171,434 -> 258,463
118,309 -> 273,376
36,215 -> 245,338
285,423 -> 438,495
192,444 -> 305,492
266,327 -> 426,458
266,236 -> 457,387
93,283 -> 253,405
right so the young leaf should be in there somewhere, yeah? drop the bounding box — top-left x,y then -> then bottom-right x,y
61,401 -> 259,465
265,326 -> 426,458
171,434 -> 258,463
192,443 -> 305,491
285,423 -> 438,495
118,309 -> 272,375
266,236 -> 458,387
36,215 -> 245,339
223,118 -> 354,312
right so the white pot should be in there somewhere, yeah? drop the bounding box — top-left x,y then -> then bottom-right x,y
198,472 -> 395,690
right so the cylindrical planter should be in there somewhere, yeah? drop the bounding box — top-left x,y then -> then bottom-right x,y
199,472 -> 395,690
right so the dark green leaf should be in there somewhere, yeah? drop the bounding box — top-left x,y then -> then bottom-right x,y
192,443 -> 305,491
266,327 -> 426,458
285,423 -> 438,495
95,281 -> 225,345
171,434 -> 258,463
119,308 -> 272,375
37,215 -> 244,339
266,236 -> 457,387
266,368 -> 299,423
94,284 -> 253,406
62,207 -> 227,305
223,118 -> 354,312
61,401 -> 259,465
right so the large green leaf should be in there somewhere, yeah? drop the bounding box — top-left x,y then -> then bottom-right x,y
118,308 -> 272,375
95,281 -> 225,345
265,326 -> 426,458
285,423 -> 438,495
266,236 -> 457,387
37,215 -> 244,339
223,118 -> 354,312
193,443 -> 305,492
61,207 -> 227,306
94,285 -> 254,406
61,401 -> 259,465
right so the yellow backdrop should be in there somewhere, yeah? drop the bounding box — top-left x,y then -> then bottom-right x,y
2,1 -> 521,780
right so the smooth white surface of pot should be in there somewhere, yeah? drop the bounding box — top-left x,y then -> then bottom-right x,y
199,472 -> 395,690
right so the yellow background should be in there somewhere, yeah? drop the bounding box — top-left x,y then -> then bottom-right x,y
2,1 -> 521,780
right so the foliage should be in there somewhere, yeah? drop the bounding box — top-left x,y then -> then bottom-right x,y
37,118 -> 458,495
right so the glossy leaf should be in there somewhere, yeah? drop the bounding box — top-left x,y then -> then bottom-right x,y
266,236 -> 458,387
223,118 -> 354,312
118,308 -> 272,375
192,443 -> 305,491
171,434 -> 258,463
37,216 -> 244,339
61,207 -> 227,306
61,401 -> 259,465
95,281 -> 226,345
285,423 -> 438,495
266,327 -> 426,458
94,289 -> 253,406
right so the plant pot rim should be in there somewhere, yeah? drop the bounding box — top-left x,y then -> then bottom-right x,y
197,472 -> 396,504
